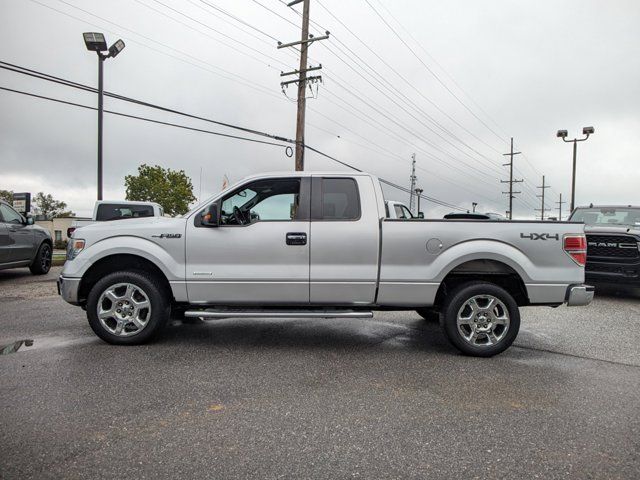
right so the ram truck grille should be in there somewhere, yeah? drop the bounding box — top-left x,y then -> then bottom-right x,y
586,235 -> 640,259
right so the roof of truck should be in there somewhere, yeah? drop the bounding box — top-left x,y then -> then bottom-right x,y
574,205 -> 640,209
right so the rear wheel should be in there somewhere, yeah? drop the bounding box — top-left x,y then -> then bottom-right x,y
29,242 -> 51,275
440,282 -> 520,357
86,271 -> 170,345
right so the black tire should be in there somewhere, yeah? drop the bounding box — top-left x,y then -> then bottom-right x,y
86,271 -> 170,345
416,308 -> 440,322
29,242 -> 52,275
440,282 -> 520,357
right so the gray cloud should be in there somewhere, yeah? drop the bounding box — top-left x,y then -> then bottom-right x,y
1,0 -> 638,218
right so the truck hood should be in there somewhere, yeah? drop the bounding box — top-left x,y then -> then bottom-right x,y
584,224 -> 640,236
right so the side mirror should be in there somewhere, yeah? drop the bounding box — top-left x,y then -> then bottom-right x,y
25,213 -> 34,225
201,203 -> 219,227
418,211 -> 424,219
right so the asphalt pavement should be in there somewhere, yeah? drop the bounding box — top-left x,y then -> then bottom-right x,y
1,267 -> 639,479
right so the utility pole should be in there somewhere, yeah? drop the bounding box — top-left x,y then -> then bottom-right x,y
278,0 -> 329,171
535,175 -> 551,220
556,193 -> 566,221
472,202 -> 478,213
501,137 -> 522,220
409,154 -> 417,213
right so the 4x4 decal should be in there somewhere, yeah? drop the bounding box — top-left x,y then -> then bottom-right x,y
520,233 -> 560,241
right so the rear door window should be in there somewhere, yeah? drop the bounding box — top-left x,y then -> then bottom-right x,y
320,178 -> 360,220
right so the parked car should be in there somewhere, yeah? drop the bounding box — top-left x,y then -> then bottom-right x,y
568,205 -> 640,285
386,200 -> 419,219
59,172 -> 592,357
0,200 -> 52,275
67,200 -> 164,238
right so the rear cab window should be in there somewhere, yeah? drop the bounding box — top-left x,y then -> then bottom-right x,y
96,204 -> 155,221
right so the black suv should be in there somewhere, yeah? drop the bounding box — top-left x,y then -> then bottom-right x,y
568,205 -> 640,285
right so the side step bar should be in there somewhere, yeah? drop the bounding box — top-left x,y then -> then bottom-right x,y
184,309 -> 374,320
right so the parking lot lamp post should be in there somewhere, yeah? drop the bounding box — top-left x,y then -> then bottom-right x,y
415,188 -> 423,217
83,33 -> 125,200
556,126 -> 594,213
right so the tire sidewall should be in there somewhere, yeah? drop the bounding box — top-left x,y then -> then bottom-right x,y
86,271 -> 170,345
30,242 -> 51,274
441,282 -> 520,357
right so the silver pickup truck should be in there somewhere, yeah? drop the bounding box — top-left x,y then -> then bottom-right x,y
59,172 -> 593,356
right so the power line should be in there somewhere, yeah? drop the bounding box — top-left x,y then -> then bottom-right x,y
368,0 -> 510,140
314,0 -> 505,157
0,86 -> 289,148
29,0 -> 284,102
362,0 -> 508,144
0,62 -> 464,211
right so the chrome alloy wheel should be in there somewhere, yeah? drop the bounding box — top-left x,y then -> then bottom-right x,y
456,295 -> 510,347
97,283 -> 152,337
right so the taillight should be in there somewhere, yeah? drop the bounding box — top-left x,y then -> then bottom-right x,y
564,234 -> 587,266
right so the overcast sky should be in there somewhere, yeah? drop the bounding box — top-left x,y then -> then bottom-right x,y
1,0 -> 639,218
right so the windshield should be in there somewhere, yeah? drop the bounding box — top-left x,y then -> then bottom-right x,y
569,207 -> 640,227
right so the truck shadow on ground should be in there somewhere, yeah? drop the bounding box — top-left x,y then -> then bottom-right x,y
593,283 -> 640,300
157,316 -> 457,354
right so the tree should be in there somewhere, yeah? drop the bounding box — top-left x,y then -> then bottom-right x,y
0,190 -> 13,203
125,164 -> 196,216
33,192 -> 74,219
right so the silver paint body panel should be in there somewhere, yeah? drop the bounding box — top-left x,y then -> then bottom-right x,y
60,171 -> 589,309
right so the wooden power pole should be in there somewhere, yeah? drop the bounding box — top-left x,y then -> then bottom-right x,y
535,175 -> 551,220
556,193 -> 566,221
501,137 -> 522,220
278,0 -> 329,171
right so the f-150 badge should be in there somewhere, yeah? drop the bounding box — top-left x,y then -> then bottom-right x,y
520,233 -> 560,241
151,233 -> 182,239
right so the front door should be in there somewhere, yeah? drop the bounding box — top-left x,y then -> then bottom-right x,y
0,203 -> 34,263
185,177 -> 311,304
0,223 -> 10,264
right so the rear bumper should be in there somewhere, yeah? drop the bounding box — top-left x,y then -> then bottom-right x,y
57,275 -> 81,305
565,284 -> 595,306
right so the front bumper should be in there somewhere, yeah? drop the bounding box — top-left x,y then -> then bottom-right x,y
57,275 -> 81,305
565,284 -> 595,306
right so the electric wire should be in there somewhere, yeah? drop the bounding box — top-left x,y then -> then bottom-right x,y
0,62 -> 465,210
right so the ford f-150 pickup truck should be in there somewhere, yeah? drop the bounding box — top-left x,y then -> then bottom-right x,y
58,172 -> 593,356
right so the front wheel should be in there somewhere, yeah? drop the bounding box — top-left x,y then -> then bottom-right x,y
29,242 -> 51,275
440,282 -> 520,357
86,271 -> 170,345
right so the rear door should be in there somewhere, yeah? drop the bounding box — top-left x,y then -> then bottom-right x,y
309,175 -> 380,304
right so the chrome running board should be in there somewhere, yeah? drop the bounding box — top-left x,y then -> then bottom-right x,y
183,309 -> 374,320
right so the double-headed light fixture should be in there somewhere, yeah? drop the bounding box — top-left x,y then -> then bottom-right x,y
556,126 -> 594,213
83,33 -> 125,200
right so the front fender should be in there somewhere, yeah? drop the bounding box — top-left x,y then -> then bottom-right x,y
61,235 -> 184,281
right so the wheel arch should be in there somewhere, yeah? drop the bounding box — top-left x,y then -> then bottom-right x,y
433,259 -> 530,309
78,254 -> 173,305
